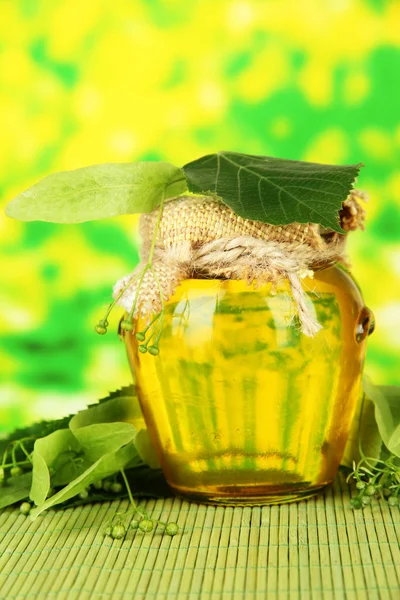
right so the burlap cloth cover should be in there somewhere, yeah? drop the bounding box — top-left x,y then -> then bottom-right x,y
113,191 -> 366,337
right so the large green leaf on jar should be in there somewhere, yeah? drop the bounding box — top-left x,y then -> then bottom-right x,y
183,151 -> 363,232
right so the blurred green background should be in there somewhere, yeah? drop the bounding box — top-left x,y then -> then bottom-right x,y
1,0 -> 399,434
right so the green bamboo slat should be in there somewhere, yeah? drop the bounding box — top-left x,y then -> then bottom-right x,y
306,497 -> 323,599
315,493 -> 334,600
324,485 -> 346,597
0,472 -> 399,600
175,502 -> 207,598
210,506 -> 233,597
375,495 -> 400,589
183,505 -> 216,600
339,476 -> 370,600
297,499 -> 311,599
222,506 -> 242,598
256,506 -> 270,596
46,502 -> 119,600
245,506 -> 260,596
135,498 -> 182,600
330,478 -> 357,600
200,506 -> 224,600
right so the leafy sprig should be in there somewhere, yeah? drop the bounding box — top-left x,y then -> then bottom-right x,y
0,387 -> 175,539
344,377 -> 400,509
347,453 -> 400,509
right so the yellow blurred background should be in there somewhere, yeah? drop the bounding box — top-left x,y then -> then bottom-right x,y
1,0 -> 399,433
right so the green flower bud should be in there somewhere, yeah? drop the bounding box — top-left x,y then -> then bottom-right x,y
102,481 -> 112,492
10,466 -> 23,477
79,489 -> 89,500
350,497 -> 362,509
19,502 -> 31,516
131,520 -> 140,530
361,495 -> 371,506
148,346 -> 159,356
120,319 -> 134,332
139,519 -> 154,533
104,526 -> 113,536
135,332 -> 146,342
165,522 -> 179,536
356,481 -> 366,490
95,323 -> 107,335
388,495 -> 399,507
110,482 -> 123,494
382,487 -> 392,497
111,524 -> 126,539
138,345 -> 148,354
92,480 -> 103,490
365,484 -> 376,496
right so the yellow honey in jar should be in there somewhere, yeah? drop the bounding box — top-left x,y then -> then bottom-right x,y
123,265 -> 371,505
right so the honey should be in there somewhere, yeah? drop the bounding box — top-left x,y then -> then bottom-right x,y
123,266 -> 371,505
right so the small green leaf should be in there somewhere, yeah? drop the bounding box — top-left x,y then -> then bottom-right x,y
30,443 -> 137,519
0,473 -> 32,509
363,376 -> 400,458
30,429 -> 82,506
183,152 -> 363,232
342,393 -> 383,468
70,393 -> 143,429
70,422 -> 136,462
69,394 -> 142,461
5,162 -> 187,223
135,429 -> 161,469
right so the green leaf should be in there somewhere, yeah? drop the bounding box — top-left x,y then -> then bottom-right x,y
69,394 -> 143,461
342,393 -> 383,468
5,162 -> 187,223
0,473 -> 32,509
30,443 -> 137,519
135,429 -> 161,469
70,393 -> 143,429
70,423 -> 136,462
30,429 -> 82,506
363,376 -> 400,457
183,152 -> 363,232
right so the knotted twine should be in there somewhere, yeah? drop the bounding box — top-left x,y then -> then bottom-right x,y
113,190 -> 366,337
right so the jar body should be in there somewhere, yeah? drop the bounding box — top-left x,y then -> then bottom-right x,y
123,266 -> 369,505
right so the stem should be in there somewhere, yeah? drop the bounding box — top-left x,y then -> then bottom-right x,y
139,312 -> 161,336
127,266 -> 149,321
126,189 -> 166,324
11,445 -> 17,467
1,448 -> 9,467
148,191 -> 165,264
19,442 -> 33,463
2,459 -> 32,469
104,270 -> 143,321
120,468 -> 137,510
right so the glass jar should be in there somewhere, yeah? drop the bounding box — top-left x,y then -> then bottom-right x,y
122,265 -> 373,505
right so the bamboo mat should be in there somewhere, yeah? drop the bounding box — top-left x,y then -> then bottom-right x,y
0,473 -> 399,600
